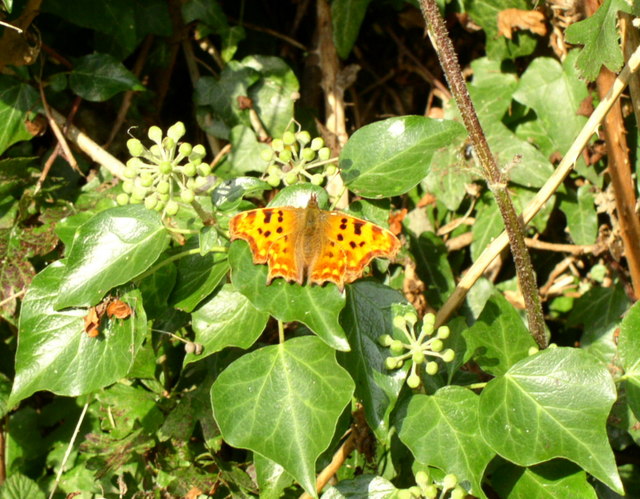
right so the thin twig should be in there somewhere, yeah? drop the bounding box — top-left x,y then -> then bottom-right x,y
48,402 -> 90,499
436,44 -> 640,328
48,107 -> 126,178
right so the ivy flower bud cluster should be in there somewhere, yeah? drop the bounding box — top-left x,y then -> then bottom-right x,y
117,122 -> 212,217
397,470 -> 467,499
260,129 -> 337,187
378,311 -> 455,388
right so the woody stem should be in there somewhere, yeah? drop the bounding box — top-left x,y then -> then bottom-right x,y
418,0 -> 547,347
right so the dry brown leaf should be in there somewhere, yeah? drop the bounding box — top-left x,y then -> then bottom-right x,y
497,9 -> 547,40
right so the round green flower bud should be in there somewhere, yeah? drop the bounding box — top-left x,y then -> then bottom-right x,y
180,189 -> 195,203
549,343 -> 558,349
284,171 -> 298,185
178,142 -> 192,157
301,147 -> 316,162
116,193 -> 129,206
425,361 -> 438,375
296,131 -> 311,145
162,137 -> 176,151
412,351 -> 425,364
415,470 -> 430,487
267,174 -> 281,187
148,126 -> 163,143
442,349 -> 455,363
140,172 -> 154,187
167,121 -> 186,141
155,200 -> 165,211
184,341 -> 196,354
392,315 -> 406,329
424,484 -> 438,499
149,144 -> 162,157
196,163 -> 211,176
144,195 -> 157,210
404,311 -> 418,325
310,137 -> 324,151
324,163 -> 338,176
190,144 -> 206,161
132,185 -> 148,200
129,194 -> 143,204
159,161 -> 173,175
390,340 -> 404,355
271,138 -> 284,152
408,486 -> 421,497
282,131 -> 296,145
442,474 -> 458,490
430,339 -> 444,353
528,346 -> 539,356
279,149 -> 293,163
165,200 -> 179,216
396,490 -> 412,499
378,334 -> 393,347
451,487 -> 466,499
267,164 -> 281,176
436,326 -> 450,339
158,193 -> 170,202
185,178 -> 196,190
260,148 -> 274,162
407,373 -> 420,388
385,356 -> 400,370
183,162 -> 197,177
123,165 -> 138,179
318,146 -> 331,161
157,180 -> 170,194
310,174 -> 323,186
122,179 -> 134,194
127,138 -> 144,157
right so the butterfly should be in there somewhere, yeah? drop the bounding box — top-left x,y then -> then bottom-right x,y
229,195 -> 401,291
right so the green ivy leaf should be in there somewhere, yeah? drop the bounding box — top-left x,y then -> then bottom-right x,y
478,347 -> 623,494
169,249 -> 229,313
492,460 -> 597,498
559,185 -> 598,246
463,293 -> 537,376
513,55 -> 588,158
244,55 -> 299,138
564,0 -> 634,81
229,241 -> 349,351
339,116 -> 466,198
0,75 -> 39,155
410,232 -> 455,310
322,474 -> 398,498
619,301 -> 640,420
69,53 -> 145,102
10,263 -> 146,405
186,284 -> 269,364
253,454 -> 295,499
0,473 -> 46,499
463,0 -> 537,60
331,0 -> 371,59
338,281 -> 409,440
226,125 -> 271,175
471,193 -> 503,262
399,386 -> 494,499
467,58 -> 554,188
567,282 -> 629,365
211,176 -> 272,211
211,336 -> 355,497
55,205 -> 169,309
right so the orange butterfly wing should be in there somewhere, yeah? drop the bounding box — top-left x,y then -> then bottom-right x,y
309,211 -> 401,289
229,206 -> 305,285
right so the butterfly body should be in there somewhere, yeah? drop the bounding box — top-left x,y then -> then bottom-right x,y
229,196 -> 401,290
